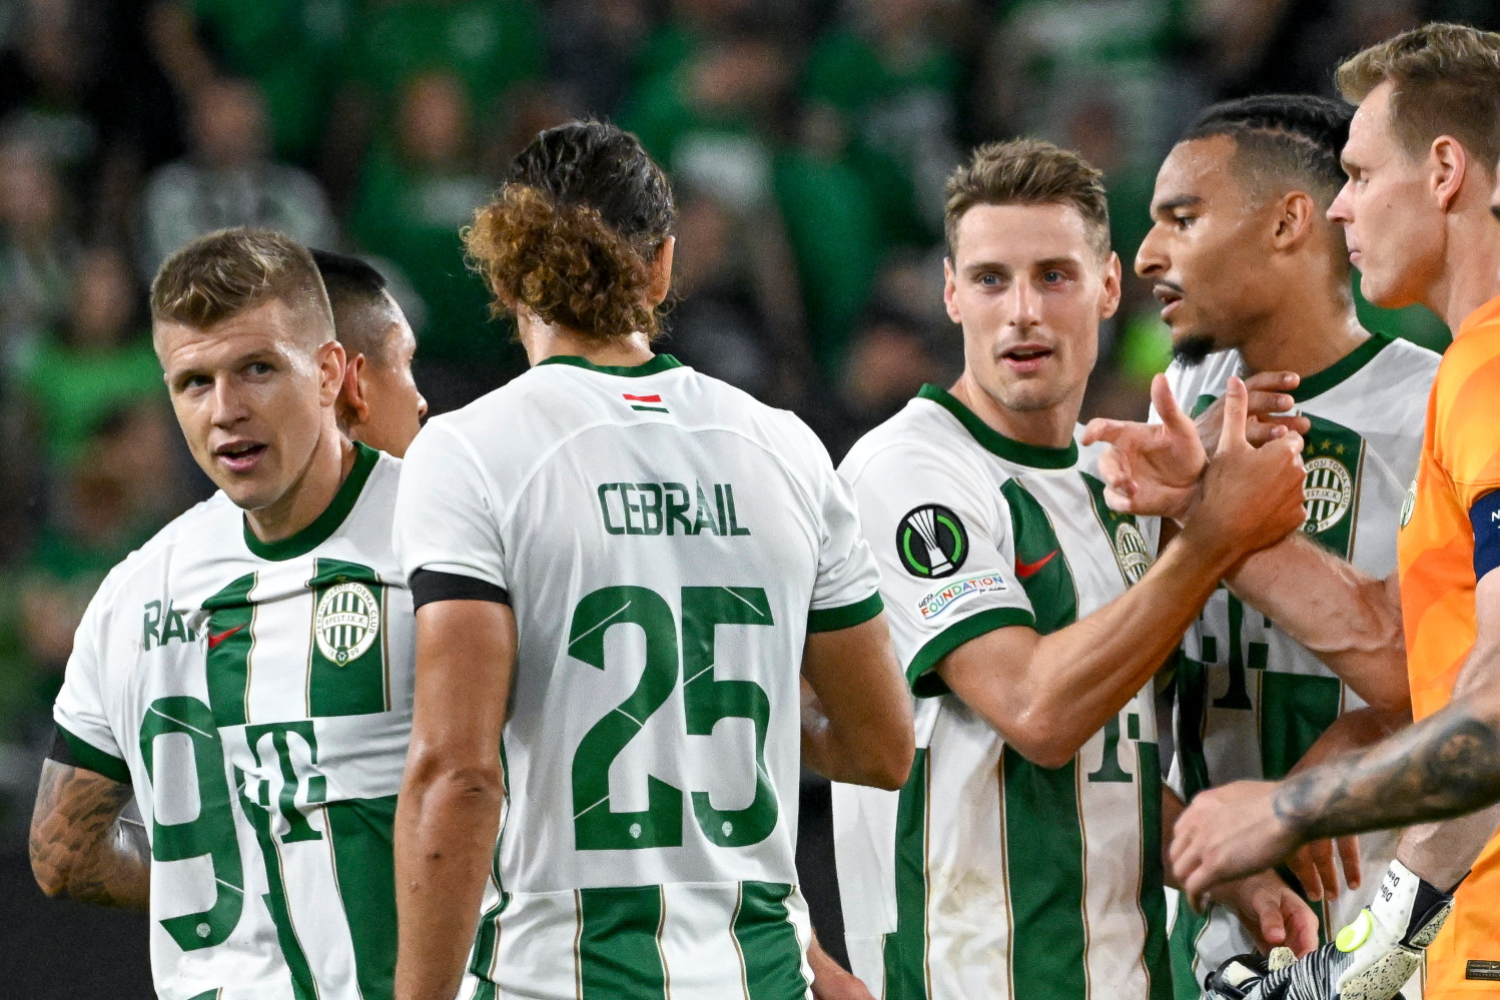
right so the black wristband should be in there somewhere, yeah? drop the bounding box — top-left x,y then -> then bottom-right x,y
410,569 -> 511,610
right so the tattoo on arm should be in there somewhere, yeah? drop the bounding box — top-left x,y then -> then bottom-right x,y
1273,706 -> 1500,841
29,759 -> 150,910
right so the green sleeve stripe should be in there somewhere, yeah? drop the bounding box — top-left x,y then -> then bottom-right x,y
807,592 -> 884,633
907,607 -> 1035,698
55,725 -> 132,784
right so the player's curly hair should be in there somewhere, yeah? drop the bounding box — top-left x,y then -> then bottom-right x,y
465,121 -> 676,341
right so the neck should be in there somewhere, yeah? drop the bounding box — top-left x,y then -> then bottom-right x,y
245,430 -> 356,544
949,369 -> 1080,450
1236,285 -> 1369,377
519,313 -> 655,368
1431,211 -> 1500,331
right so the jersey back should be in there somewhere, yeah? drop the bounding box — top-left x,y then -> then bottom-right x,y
1162,335 -> 1438,993
393,355 -> 883,1000
832,385 -> 1170,1000
52,444 -> 413,1000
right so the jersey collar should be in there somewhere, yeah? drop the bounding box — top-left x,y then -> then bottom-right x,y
917,384 -> 1078,469
1458,292 -> 1500,339
242,442 -> 380,562
1288,332 -> 1392,402
535,353 -> 683,377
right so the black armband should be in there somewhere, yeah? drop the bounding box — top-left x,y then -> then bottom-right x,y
410,569 -> 511,610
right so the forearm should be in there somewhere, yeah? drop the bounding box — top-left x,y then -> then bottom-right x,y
1227,535 -> 1408,711
799,617 -> 914,790
1287,707 -> 1410,775
29,760 -> 149,910
394,762 -> 504,1000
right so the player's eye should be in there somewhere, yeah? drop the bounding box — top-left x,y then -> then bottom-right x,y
978,273 -> 1000,287
245,361 -> 274,377
1042,270 -> 1066,284
180,374 -> 211,391
1173,214 -> 1194,230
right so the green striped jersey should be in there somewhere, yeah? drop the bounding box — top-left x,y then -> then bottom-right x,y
51,443 -> 412,1000
832,385 -> 1170,1000
1160,334 -> 1439,996
391,354 -> 884,1000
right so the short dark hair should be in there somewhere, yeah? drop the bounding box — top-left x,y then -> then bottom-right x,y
1338,23 -> 1500,175
944,139 -> 1111,259
311,249 -> 398,365
1182,94 -> 1353,207
465,120 -> 677,341
151,228 -> 333,344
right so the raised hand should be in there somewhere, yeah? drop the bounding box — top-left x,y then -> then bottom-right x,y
1180,377 -> 1307,560
1083,373 -> 1205,518
1196,371 -> 1310,452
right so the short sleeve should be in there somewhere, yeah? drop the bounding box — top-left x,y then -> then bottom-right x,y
843,447 -> 1035,697
52,588 -> 131,784
807,448 -> 885,633
393,420 -> 508,592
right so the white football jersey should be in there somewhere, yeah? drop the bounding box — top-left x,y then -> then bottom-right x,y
832,385 -> 1170,1000
392,354 -> 883,1000
1161,334 -> 1439,995
51,444 -> 413,1000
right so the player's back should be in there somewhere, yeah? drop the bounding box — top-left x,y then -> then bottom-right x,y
395,354 -> 882,1000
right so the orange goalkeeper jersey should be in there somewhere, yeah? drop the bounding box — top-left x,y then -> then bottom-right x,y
1399,292 -> 1500,994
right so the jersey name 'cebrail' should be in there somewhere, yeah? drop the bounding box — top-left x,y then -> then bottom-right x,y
597,480 -> 752,536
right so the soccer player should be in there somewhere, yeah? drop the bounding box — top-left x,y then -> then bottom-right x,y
29,228 -> 415,999
1115,95 -> 1439,992
828,138 -> 1310,1000
1110,24 -> 1500,999
390,121 -> 915,1000
312,248 -> 428,456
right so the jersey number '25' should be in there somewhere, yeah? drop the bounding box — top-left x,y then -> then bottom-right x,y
568,585 -> 778,851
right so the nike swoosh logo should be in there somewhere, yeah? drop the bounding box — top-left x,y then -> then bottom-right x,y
1015,550 -> 1059,579
207,624 -> 246,650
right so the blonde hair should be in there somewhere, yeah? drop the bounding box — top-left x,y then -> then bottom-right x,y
150,227 -> 334,343
1337,23 -> 1500,172
944,139 -> 1111,258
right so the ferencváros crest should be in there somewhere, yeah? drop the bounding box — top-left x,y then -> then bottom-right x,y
1112,521 -> 1151,584
315,581 -> 381,666
1303,456 -> 1355,535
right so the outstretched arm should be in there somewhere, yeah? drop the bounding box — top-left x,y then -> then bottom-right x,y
30,759 -> 149,909
943,379 -> 1307,766
395,599 -> 516,1000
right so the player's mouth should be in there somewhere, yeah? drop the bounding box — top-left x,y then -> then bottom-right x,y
214,440 -> 268,474
999,343 -> 1053,374
1153,283 -> 1185,321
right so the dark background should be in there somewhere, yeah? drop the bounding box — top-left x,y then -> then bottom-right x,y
0,0 -> 1493,992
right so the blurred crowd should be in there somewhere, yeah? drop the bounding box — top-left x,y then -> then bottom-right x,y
0,0 -> 1482,837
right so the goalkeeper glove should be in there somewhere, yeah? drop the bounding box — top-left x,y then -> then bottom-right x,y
1203,859 -> 1454,1000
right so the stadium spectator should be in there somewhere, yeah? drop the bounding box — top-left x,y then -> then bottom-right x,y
138,77 -> 335,279
0,140 -> 76,339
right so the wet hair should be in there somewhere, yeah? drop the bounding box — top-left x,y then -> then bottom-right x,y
1182,94 -> 1353,207
944,138 -> 1111,259
312,249 -> 399,366
1338,23 -> 1500,175
151,227 -> 333,345
464,120 -> 676,341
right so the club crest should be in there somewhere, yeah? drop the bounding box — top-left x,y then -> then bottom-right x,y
315,581 -> 380,666
1112,521 -> 1151,584
1303,456 -> 1354,535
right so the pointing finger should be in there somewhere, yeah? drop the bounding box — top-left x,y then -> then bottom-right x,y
1215,376 -> 1249,456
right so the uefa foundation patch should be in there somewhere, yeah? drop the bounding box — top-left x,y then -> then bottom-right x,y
918,572 -> 1008,621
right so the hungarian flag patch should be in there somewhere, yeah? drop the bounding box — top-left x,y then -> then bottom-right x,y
624,393 -> 669,414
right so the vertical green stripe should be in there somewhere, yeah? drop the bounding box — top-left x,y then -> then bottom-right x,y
236,769 -> 318,1000
577,885 -> 667,1000
1259,673 -> 1341,780
1137,742 -> 1172,1000
307,560 -> 387,717
1168,903 -> 1209,1000
472,979 -> 498,1000
1003,749 -> 1087,1000
999,480 -> 1078,634
883,747 -> 929,1000
1175,648 -> 1210,801
203,573 -> 256,727
735,882 -> 810,1000
326,796 -> 399,1000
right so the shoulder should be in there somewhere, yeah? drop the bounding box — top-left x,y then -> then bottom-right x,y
87,493 -> 237,614
841,398 -> 999,498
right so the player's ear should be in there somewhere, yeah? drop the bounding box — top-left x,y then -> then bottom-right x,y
339,353 -> 371,426
645,236 -> 675,308
1097,251 -> 1122,320
1271,191 -> 1316,250
1431,135 -> 1468,212
316,338 -> 346,407
943,257 -> 962,325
